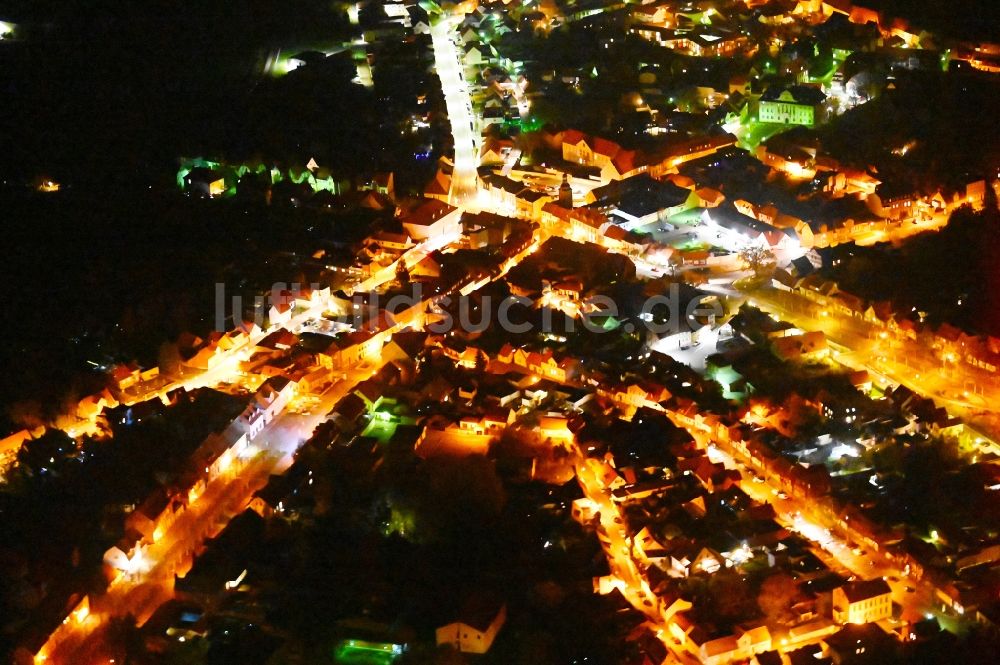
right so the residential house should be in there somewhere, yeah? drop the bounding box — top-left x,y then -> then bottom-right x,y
76,388 -> 119,421
125,487 -> 186,545
268,300 -> 294,329
463,45 -> 489,68
360,172 -> 395,199
832,579 -> 893,624
239,377 -> 297,441
415,417 -> 495,458
630,1 -> 677,27
536,413 -> 575,444
480,172 -> 553,220
480,137 -> 515,166
369,229 -> 415,255
184,167 -> 228,197
425,164 -> 453,203
103,529 -> 149,578
560,130 -> 652,181
293,285 -> 331,311
702,205 -> 799,253
330,393 -> 367,430
698,625 -> 773,665
541,202 -> 623,247
402,198 -> 463,240
436,598 -> 507,654
695,187 -> 726,208
772,331 -> 829,361
571,497 -> 601,524
965,179 -> 988,210
526,350 -> 579,383
110,363 -> 143,391
319,313 -> 397,370
756,142 -> 816,179
671,543 -> 727,576
824,623 -> 901,663
0,429 -> 33,471
656,134 -> 738,174
297,367 -> 331,393
602,382 -> 672,410
867,182 -> 927,220
183,343 -> 227,371
699,635 -> 740,665
736,625 -> 773,657
787,618 -> 839,644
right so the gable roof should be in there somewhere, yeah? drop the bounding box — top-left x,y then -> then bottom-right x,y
593,174 -> 691,218
839,578 -> 891,603
761,85 -> 827,106
561,128 -> 588,146
445,594 -> 505,632
404,198 -> 457,227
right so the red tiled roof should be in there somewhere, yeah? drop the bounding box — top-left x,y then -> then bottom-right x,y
696,187 -> 724,204
592,136 -> 623,159
111,363 -> 138,382
668,174 -> 696,189
480,137 -> 513,155
424,170 -> 451,196
763,231 -> 787,247
611,149 -> 642,175
543,203 -> 608,230
604,225 -> 629,241
562,129 -> 587,146
404,198 -> 457,226
272,289 -> 296,310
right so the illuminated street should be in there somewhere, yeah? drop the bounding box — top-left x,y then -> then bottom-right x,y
36,365 -> 382,664
429,12 -> 479,205
749,286 -> 1000,441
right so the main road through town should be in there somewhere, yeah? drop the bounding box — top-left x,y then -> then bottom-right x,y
746,285 -> 1000,442
429,12 -> 479,205
38,363 -> 384,664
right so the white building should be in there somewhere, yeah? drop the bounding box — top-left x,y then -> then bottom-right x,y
436,600 -> 507,654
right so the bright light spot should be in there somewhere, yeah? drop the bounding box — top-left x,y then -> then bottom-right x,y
785,162 -> 809,178
124,550 -> 148,576
830,443 -> 859,460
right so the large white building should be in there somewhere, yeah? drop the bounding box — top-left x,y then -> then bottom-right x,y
758,85 -> 826,126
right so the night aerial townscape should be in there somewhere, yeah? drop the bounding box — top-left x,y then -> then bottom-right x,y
2,2 -> 1000,665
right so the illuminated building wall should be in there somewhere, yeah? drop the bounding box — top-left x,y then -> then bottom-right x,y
832,581 -> 893,624
758,98 -> 815,125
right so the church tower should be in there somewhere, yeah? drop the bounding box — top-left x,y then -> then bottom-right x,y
558,173 -> 573,208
